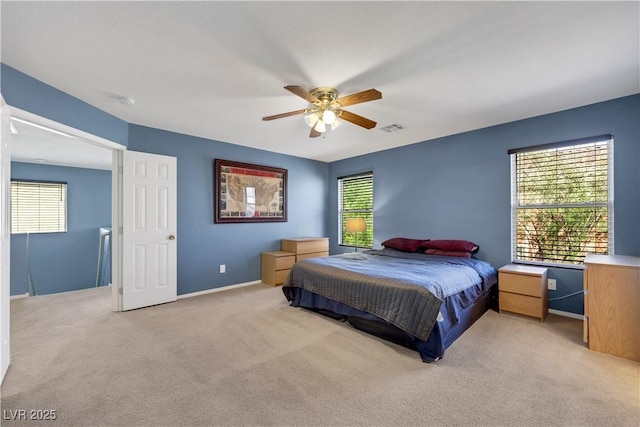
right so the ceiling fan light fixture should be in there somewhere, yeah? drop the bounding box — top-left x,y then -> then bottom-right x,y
321,109 -> 336,125
314,120 -> 326,133
304,112 -> 319,128
263,85 -> 381,138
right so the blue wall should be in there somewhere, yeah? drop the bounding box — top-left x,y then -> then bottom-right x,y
127,125 -> 328,295
10,162 -> 112,295
1,63 -> 128,147
329,94 -> 640,314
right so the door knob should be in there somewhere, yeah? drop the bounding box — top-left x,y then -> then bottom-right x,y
168,234 -> 176,240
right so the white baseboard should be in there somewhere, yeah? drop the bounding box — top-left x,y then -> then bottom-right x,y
177,280 -> 262,300
13,281 -> 257,302
548,308 -> 584,320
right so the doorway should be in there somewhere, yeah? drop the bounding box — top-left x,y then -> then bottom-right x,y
8,107 -> 125,309
2,106 -> 178,385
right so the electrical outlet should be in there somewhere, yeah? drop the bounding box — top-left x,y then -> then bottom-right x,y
220,264 -> 226,274
547,278 -> 556,290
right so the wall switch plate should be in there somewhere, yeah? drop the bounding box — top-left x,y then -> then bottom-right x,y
220,264 -> 226,274
548,278 -> 556,290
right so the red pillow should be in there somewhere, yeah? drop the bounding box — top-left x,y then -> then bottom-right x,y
420,239 -> 479,253
424,249 -> 472,258
382,237 -> 428,253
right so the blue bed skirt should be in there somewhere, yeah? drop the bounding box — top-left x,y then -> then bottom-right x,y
283,284 -> 497,362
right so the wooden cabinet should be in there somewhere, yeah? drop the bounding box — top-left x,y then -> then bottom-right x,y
498,264 -> 548,322
262,238 -> 329,287
583,254 -> 640,362
281,237 -> 329,261
261,251 -> 295,287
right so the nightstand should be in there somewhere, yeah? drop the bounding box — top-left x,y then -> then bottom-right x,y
261,251 -> 295,286
498,264 -> 548,322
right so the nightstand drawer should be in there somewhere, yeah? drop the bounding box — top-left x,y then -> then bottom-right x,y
274,255 -> 295,270
273,269 -> 290,285
499,292 -> 544,319
499,272 -> 543,297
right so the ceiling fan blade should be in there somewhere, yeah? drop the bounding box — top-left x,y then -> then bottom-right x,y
284,85 -> 320,103
340,110 -> 377,129
336,89 -> 382,107
309,128 -> 322,138
262,109 -> 307,121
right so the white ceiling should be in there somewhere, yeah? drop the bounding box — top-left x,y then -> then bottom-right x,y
10,119 -> 113,170
2,1 -> 639,167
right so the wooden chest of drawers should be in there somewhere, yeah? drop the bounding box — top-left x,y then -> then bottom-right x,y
261,251 -> 296,286
499,264 -> 548,322
281,237 -> 329,261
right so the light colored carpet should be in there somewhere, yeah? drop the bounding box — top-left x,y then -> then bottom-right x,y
1,284 -> 638,427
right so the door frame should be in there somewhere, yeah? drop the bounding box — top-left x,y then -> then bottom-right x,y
8,107 -> 127,311
1,96 -> 11,383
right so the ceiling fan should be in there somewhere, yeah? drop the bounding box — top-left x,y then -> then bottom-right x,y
262,86 -> 382,138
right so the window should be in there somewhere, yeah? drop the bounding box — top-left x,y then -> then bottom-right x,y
11,180 -> 67,233
509,135 -> 613,267
244,186 -> 256,217
338,172 -> 373,248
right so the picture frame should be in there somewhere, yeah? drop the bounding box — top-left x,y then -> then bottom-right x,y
214,159 -> 287,223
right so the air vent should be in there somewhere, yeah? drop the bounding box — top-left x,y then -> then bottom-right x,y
118,96 -> 135,106
380,124 -> 404,133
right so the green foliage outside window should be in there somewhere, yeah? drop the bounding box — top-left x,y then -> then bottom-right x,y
339,173 -> 373,248
513,139 -> 611,266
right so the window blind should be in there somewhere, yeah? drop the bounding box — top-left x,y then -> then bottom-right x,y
338,172 -> 373,247
11,181 -> 67,233
510,137 -> 612,266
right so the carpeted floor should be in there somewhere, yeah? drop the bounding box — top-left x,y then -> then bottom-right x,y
1,284 -> 638,426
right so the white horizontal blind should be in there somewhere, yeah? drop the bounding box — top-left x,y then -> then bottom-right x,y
510,136 -> 612,266
338,172 -> 373,247
11,181 -> 67,233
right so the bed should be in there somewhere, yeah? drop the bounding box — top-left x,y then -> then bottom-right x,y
282,240 -> 498,362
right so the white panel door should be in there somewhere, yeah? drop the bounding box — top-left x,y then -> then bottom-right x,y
122,150 -> 177,311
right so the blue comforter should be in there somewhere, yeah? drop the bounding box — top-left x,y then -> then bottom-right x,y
283,249 -> 497,340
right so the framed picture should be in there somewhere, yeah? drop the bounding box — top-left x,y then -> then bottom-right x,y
214,159 -> 287,223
